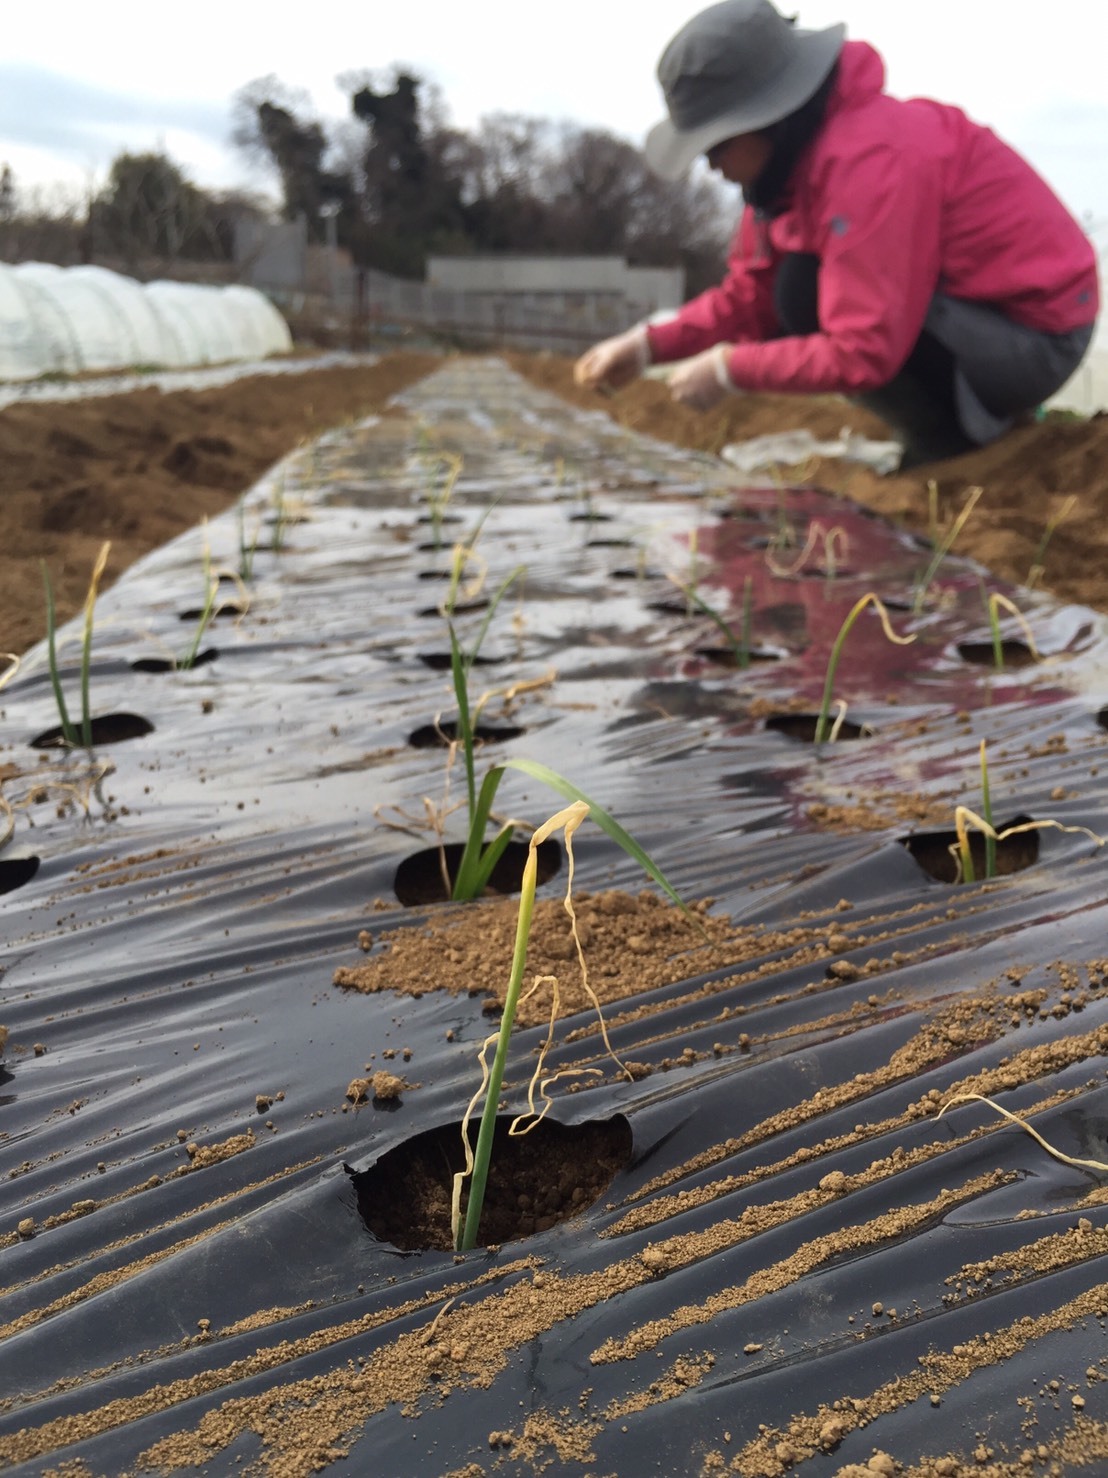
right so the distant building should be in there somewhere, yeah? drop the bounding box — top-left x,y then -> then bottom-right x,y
426,255 -> 684,321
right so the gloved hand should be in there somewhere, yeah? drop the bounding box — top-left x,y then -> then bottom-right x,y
574,325 -> 651,391
667,345 -> 740,411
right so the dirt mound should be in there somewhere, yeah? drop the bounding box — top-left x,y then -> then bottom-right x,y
3,347 -> 1107,660
507,350 -> 1108,614
0,354 -> 438,656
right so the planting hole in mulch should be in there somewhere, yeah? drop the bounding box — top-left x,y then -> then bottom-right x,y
793,566 -> 854,580
957,640 -> 1039,669
647,598 -> 703,618
393,837 -> 562,907
353,1112 -> 633,1251
696,645 -> 783,668
407,719 -> 525,749
416,512 -> 464,527
585,538 -> 634,549
1097,706 -> 1108,732
0,854 -> 39,895
417,651 -> 505,671
131,649 -> 219,673
30,713 -> 155,749
569,511 -> 613,523
611,566 -> 665,581
903,813 -> 1040,883
765,713 -> 871,742
417,568 -> 457,581
418,599 -> 488,619
178,603 -> 246,622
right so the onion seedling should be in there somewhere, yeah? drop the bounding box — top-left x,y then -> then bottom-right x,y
180,540 -> 220,673
41,541 -> 110,749
448,563 -> 526,825
948,807 -> 1103,885
1026,494 -> 1076,589
450,752 -> 687,907
814,593 -> 915,743
666,575 -> 752,669
452,795 -> 682,1250
912,485 -> 983,614
983,590 -> 1041,672
424,451 -> 463,551
0,652 -> 19,693
957,740 -> 996,883
237,497 -> 261,582
452,800 -> 589,1251
271,468 -> 291,552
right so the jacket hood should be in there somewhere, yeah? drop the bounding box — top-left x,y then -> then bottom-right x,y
827,39 -> 886,114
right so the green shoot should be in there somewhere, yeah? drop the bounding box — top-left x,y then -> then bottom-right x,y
42,560 -> 76,746
238,497 -> 260,582
912,485 -> 983,614
427,452 -> 463,550
79,543 -> 110,749
1027,494 -> 1076,589
980,739 -> 996,880
181,535 -> 219,672
666,575 -> 750,669
927,479 -> 940,547
986,584 -> 1004,672
983,590 -> 1042,672
0,653 -> 19,693
41,541 -> 110,748
447,564 -> 527,826
765,456 -> 817,551
271,468 -> 290,552
442,541 -> 494,619
814,593 -> 915,743
452,801 -> 590,1251
450,755 -> 687,911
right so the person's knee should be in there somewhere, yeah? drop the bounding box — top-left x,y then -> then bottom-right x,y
774,253 -> 820,335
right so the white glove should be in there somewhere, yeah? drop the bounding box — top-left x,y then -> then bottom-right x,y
667,345 -> 740,411
574,325 -> 651,390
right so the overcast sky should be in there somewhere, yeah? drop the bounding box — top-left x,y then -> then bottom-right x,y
2,1 -> 1106,237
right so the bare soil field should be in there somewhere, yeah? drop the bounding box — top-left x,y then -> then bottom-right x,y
2,349 -> 1107,661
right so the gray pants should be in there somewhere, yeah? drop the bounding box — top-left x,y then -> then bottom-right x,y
925,294 -> 1095,444
774,252 -> 1096,463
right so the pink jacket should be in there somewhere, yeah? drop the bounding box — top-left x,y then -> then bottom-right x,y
646,41 -> 1100,395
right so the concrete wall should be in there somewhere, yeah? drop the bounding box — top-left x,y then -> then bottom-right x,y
233,217 -> 307,294
425,254 -> 685,318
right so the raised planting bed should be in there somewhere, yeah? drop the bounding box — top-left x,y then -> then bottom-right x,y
3,360 -> 1108,1476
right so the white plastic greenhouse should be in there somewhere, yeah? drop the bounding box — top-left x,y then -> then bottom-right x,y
0,263 -> 292,381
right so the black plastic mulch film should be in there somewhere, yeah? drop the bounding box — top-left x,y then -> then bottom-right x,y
2,359 -> 1108,1476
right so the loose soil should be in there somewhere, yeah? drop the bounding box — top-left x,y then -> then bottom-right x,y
3,347 -> 1108,658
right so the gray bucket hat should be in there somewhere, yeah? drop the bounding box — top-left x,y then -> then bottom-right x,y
645,0 -> 846,180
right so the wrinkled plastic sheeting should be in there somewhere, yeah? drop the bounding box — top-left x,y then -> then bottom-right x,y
0,349 -> 377,411
2,358 -> 1108,1475
721,425 -> 905,475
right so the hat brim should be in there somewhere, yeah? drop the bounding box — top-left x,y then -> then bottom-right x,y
644,23 -> 846,181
